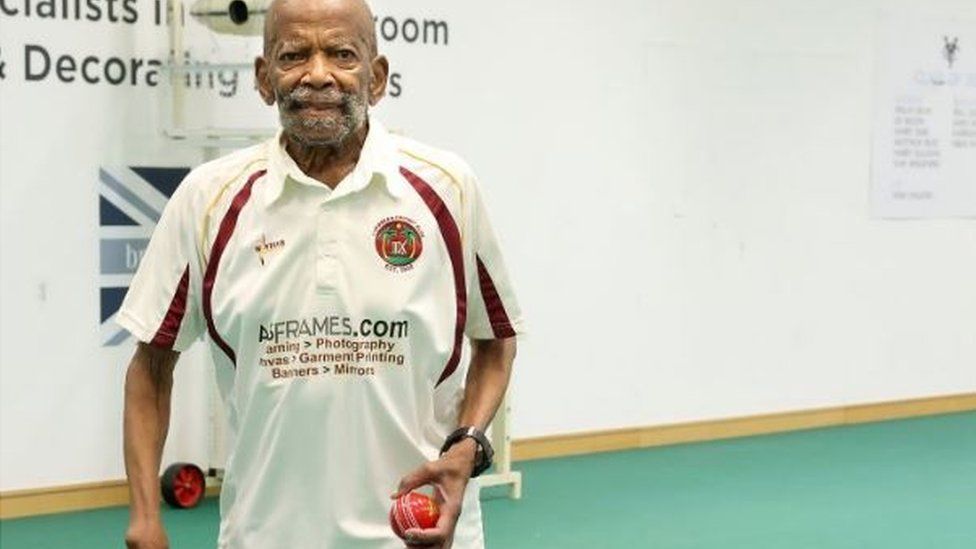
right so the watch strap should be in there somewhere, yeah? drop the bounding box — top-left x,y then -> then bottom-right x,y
440,426 -> 494,477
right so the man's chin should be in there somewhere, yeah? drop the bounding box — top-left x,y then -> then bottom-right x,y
282,121 -> 350,148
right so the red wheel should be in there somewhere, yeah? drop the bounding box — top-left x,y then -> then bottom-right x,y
161,463 -> 206,509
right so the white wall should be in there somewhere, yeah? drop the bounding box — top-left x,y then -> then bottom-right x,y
1,0 -> 974,491
424,0 -> 976,435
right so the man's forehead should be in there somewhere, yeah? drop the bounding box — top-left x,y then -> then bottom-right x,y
276,0 -> 362,21
265,0 -> 375,50
275,26 -> 359,44
270,0 -> 371,33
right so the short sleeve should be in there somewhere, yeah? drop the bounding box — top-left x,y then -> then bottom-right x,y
116,177 -> 205,352
464,178 -> 525,340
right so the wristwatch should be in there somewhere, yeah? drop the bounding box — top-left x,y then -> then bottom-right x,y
440,426 -> 494,477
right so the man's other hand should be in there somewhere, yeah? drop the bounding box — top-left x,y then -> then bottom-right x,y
125,517 -> 169,549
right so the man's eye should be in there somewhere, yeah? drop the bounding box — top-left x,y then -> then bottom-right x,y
279,52 -> 302,62
336,50 -> 356,61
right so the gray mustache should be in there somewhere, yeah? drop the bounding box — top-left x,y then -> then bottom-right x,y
281,87 -> 348,108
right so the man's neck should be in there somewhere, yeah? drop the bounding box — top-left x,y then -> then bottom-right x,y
283,123 -> 369,189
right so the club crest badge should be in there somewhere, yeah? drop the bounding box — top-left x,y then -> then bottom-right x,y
374,216 -> 424,272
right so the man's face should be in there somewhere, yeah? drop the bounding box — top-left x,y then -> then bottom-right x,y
256,0 -> 388,148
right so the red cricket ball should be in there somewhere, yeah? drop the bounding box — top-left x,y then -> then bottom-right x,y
389,491 -> 440,539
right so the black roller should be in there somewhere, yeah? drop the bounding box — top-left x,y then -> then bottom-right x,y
228,0 -> 249,25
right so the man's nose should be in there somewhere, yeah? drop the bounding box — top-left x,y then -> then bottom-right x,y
301,53 -> 335,88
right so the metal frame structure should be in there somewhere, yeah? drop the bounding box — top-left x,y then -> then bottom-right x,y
163,0 -> 274,156
479,392 -> 522,499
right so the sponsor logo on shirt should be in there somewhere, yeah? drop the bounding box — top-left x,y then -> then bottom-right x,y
254,234 -> 286,266
257,316 -> 411,380
373,216 -> 424,272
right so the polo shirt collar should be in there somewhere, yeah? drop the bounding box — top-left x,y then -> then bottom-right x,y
264,118 -> 405,206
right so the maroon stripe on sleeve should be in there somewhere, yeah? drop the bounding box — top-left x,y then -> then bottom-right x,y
476,255 -> 516,338
150,264 -> 191,348
202,169 -> 266,366
399,166 -> 466,387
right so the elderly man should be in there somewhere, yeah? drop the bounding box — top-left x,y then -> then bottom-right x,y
121,0 -> 523,547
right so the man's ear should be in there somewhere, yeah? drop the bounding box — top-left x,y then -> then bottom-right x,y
368,55 -> 389,106
255,56 -> 275,106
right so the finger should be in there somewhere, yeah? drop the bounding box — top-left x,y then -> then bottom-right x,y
394,463 -> 436,497
402,524 -> 443,547
429,482 -> 447,504
430,483 -> 465,521
403,536 -> 438,548
432,500 -> 460,532
402,500 -> 458,547
403,526 -> 448,547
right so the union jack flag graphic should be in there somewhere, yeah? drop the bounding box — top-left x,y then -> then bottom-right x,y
99,166 -> 190,346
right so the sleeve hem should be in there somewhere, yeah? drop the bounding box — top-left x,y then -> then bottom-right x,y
115,308 -> 158,345
116,308 -> 196,351
466,318 -> 526,340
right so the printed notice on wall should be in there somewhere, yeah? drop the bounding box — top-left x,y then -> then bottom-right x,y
871,17 -> 976,218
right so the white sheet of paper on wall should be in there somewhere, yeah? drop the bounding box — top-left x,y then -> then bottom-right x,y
871,16 -> 976,219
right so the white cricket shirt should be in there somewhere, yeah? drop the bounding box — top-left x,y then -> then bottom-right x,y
118,120 -> 524,548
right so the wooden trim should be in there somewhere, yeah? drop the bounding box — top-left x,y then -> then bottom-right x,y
2,393 -> 973,519
1,480 -> 129,520
0,480 -> 221,520
511,393 -> 976,461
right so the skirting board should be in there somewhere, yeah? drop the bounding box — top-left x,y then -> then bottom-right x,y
511,392 -> 976,461
0,481 -> 221,520
2,392 -> 974,519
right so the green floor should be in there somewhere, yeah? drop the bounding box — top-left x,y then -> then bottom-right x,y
2,412 -> 974,548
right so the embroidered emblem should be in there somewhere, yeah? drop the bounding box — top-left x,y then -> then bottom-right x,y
374,216 -> 424,272
254,234 -> 286,266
